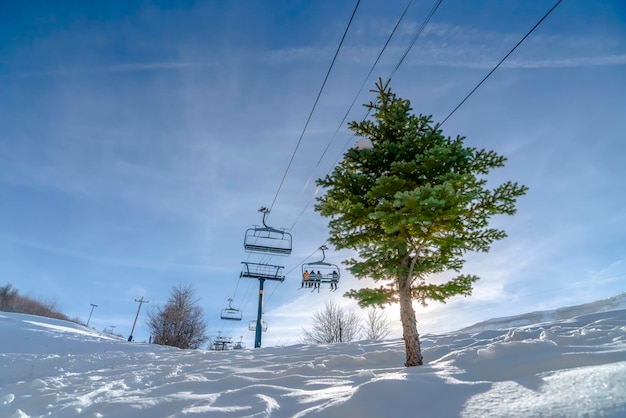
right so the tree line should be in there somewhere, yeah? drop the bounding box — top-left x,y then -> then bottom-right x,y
146,284 -> 392,349
0,283 -> 69,321
2,281 -> 389,350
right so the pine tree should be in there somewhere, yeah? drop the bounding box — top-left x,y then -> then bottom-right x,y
315,79 -> 527,366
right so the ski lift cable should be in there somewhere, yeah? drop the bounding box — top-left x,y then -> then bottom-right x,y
232,0 -> 439,325
286,184 -> 321,232
315,0 -> 415,169
230,272 -> 243,301
267,0 -> 362,215
233,1 -> 366,315
228,273 -> 255,324
220,273 -> 257,337
287,240 -> 330,276
286,107 -> 368,233
263,0 -> 444,306
226,0 -> 357,335
262,280 -> 281,311
284,0 -> 441,233
276,0 -> 558,240
281,0 -> 416,232
389,0 -> 444,80
259,0 -> 565,328
227,234 -> 260,304
222,254 -> 262,331
263,0 -> 443,310
440,0 -> 563,127
287,0 -> 560,235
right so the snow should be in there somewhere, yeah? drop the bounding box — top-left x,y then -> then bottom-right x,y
1,294 -> 626,417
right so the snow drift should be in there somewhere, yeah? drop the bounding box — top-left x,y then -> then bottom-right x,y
1,294 -> 625,417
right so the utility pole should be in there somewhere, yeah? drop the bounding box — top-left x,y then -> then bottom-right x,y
128,296 -> 149,342
86,303 -> 98,327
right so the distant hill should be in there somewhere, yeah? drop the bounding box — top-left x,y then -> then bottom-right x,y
459,292 -> 626,333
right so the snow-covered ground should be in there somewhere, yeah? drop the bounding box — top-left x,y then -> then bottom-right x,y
2,294 -> 626,418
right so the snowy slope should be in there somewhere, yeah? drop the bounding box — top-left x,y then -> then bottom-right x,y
1,295 -> 625,418
460,292 -> 626,332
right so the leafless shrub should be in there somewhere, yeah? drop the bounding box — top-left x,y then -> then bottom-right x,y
362,306 -> 391,341
147,284 -> 208,349
301,300 -> 361,344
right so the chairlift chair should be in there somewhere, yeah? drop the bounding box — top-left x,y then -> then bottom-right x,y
213,335 -> 233,351
248,320 -> 268,332
233,336 -> 246,350
240,262 -> 285,282
244,207 -> 292,255
220,298 -> 242,321
301,245 -> 341,291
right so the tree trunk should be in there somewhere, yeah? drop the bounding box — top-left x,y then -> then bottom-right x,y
398,275 -> 423,366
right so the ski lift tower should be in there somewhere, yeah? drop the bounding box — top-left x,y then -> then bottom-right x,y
240,262 -> 285,348
242,207 -> 289,348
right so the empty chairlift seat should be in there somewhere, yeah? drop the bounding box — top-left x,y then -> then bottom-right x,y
248,320 -> 268,332
213,336 -> 232,351
244,226 -> 292,255
220,298 -> 242,321
243,207 -> 292,255
240,262 -> 285,282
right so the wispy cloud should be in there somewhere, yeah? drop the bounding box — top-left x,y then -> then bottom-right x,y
2,61 -> 219,79
1,234 -> 213,272
501,54 -> 626,68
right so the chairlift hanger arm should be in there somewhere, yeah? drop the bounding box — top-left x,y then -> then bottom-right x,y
259,206 -> 270,229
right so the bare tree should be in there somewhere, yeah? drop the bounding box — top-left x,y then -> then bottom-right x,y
0,283 -> 68,320
301,300 -> 361,344
0,283 -> 19,311
362,306 -> 392,341
147,284 -> 208,349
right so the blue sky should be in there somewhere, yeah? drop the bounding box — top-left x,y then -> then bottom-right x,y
1,0 -> 625,347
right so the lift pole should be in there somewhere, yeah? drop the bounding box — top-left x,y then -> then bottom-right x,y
255,278 -> 265,348
128,296 -> 149,342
